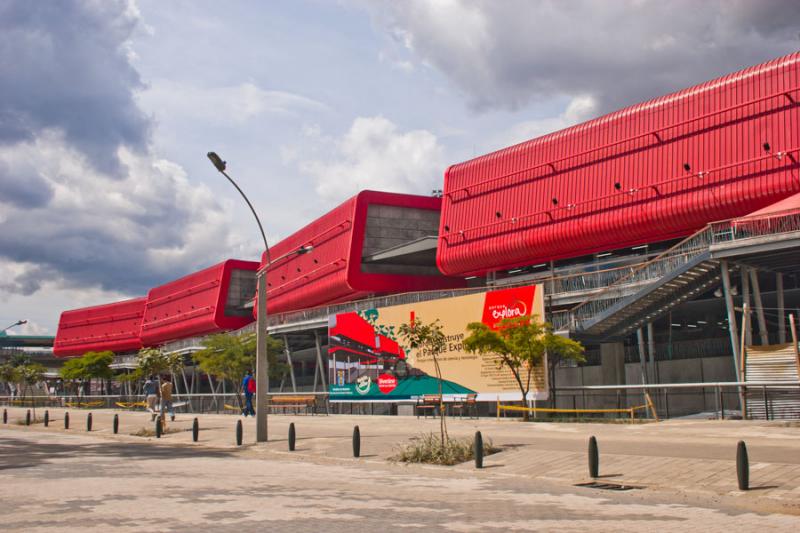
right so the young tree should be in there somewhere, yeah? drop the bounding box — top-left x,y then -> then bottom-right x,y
0,362 -> 20,397
192,333 -> 285,409
398,317 -> 448,447
463,315 -> 585,421
18,362 -> 46,418
136,347 -> 184,380
60,351 -> 115,395
82,351 -> 114,393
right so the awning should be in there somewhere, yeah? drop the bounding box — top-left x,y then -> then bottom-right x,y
731,192 -> 800,230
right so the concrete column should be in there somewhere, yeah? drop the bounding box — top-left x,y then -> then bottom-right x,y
741,266 -> 752,346
777,273 -> 786,344
749,269 -> 769,345
647,322 -> 658,384
600,342 -> 626,409
600,342 -> 625,385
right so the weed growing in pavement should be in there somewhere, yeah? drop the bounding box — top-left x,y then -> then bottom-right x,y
130,427 -> 183,437
390,432 -> 500,466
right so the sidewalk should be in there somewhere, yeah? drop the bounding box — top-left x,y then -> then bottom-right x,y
2,406 -> 799,516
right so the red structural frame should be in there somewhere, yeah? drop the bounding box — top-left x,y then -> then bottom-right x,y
139,259 -> 258,346
53,297 -> 146,357
261,190 -> 464,314
437,52 -> 800,276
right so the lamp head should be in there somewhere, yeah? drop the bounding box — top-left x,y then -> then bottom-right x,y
207,152 -> 227,172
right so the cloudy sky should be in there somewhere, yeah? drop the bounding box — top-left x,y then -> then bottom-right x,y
1,0 -> 798,335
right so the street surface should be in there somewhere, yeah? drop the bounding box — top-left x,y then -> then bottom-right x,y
1,408 -> 799,531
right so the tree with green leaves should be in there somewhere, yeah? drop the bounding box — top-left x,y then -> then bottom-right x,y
136,347 -> 184,379
0,362 -> 19,397
18,362 -> 46,418
60,351 -> 115,395
463,315 -> 584,421
192,332 -> 285,409
398,317 -> 448,447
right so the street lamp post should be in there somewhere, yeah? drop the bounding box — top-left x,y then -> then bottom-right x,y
207,152 -> 272,442
207,152 -> 311,442
1,320 -> 27,334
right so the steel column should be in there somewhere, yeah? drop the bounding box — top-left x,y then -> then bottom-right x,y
314,330 -> 328,391
721,261 -> 743,412
741,266 -> 752,347
749,269 -> 768,345
647,322 -> 657,384
777,273 -> 786,344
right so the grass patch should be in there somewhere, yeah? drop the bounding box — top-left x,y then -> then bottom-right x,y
390,432 -> 500,466
130,426 -> 183,437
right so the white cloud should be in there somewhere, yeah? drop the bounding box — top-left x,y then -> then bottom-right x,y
137,80 -> 327,125
0,130 -> 248,297
296,116 -> 446,203
490,95 -> 598,151
366,0 -> 800,114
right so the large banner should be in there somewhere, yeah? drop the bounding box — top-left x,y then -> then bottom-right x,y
328,285 -> 547,402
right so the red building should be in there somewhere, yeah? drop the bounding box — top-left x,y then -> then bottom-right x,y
437,52 -> 800,276
260,190 -> 464,314
53,297 -> 146,357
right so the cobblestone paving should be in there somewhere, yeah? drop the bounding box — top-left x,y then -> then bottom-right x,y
2,428 -> 799,532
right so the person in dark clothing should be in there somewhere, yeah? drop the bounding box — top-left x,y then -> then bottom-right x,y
242,370 -> 256,417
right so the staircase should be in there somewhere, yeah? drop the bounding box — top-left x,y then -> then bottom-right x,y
564,226 -> 718,340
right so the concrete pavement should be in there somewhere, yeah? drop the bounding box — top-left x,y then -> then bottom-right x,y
1,406 -> 799,530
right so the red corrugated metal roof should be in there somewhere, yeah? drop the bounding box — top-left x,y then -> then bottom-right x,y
438,52 -> 800,276
53,297 -> 146,357
260,190 -> 464,314
140,259 -> 257,345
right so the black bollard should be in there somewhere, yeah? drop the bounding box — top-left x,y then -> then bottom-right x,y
352,425 -> 361,458
737,440 -> 749,491
64,412 -> 70,429
2,408 -> 6,424
113,414 -> 119,434
474,431 -> 484,469
236,419 -> 243,446
192,418 -> 199,442
588,436 -> 599,478
86,412 -> 92,432
288,422 -> 296,451
155,416 -> 162,438
44,410 -> 49,427
26,409 -> 31,426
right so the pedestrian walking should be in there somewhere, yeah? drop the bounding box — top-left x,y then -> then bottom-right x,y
144,376 -> 159,421
160,376 -> 175,424
242,370 -> 256,417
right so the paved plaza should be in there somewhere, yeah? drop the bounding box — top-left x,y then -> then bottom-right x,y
1,407 -> 799,531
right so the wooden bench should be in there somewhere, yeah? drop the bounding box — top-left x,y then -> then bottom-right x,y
415,394 -> 442,418
450,393 -> 478,419
269,396 -> 317,415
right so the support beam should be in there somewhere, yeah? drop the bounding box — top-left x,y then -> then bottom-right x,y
314,330 -> 328,391
636,329 -> 649,408
647,322 -> 657,384
741,266 -> 752,346
721,261 -> 742,387
283,335 -> 297,392
790,314 -> 800,372
777,273 -> 786,344
749,269 -> 769,345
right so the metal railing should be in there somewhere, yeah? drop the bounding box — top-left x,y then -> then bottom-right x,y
550,381 -> 800,421
566,207 -> 800,330
0,392 -> 331,415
